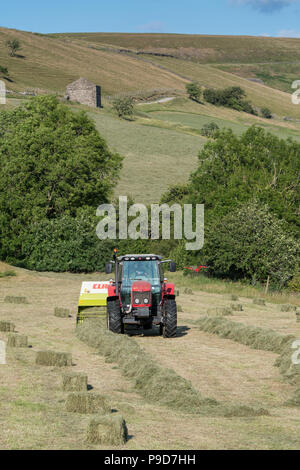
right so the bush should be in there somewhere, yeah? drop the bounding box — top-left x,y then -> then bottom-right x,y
203,201 -> 299,288
0,66 -> 9,77
0,96 -> 122,265
200,122 -> 219,137
261,107 -> 272,119
23,213 -> 115,272
288,275 -> 300,292
203,86 -> 256,114
186,82 -> 201,102
112,96 -> 134,118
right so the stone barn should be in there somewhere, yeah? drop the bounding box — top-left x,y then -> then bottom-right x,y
66,77 -> 101,108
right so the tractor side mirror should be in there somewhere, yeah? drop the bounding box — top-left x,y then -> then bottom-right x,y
105,263 -> 113,274
169,261 -> 177,272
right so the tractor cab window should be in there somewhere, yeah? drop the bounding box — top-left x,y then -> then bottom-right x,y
121,261 -> 160,286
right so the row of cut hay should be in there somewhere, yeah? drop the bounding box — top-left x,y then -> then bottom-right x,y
197,316 -> 295,354
197,315 -> 300,400
274,342 -> 300,386
76,319 -> 268,417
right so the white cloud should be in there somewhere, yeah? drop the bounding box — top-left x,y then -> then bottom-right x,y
231,0 -> 298,13
277,29 -> 300,37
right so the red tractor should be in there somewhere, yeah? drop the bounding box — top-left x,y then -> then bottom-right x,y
105,251 -> 177,337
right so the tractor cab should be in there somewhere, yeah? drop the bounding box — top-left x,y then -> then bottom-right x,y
105,252 -> 177,337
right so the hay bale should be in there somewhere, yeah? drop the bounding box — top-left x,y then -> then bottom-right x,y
280,304 -> 297,312
177,304 -> 183,313
296,312 -> 300,323
7,334 -> 28,348
36,350 -> 72,367
4,296 -> 27,304
285,388 -> 300,407
62,372 -> 87,391
231,303 -> 243,312
65,392 -> 111,414
184,288 -> 194,295
230,294 -> 239,301
207,308 -> 232,317
0,321 -> 15,332
220,307 -> 232,316
253,298 -> 265,306
54,307 -> 70,318
87,415 -> 128,445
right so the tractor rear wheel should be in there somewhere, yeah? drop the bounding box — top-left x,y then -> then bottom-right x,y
163,299 -> 177,338
107,299 -> 124,334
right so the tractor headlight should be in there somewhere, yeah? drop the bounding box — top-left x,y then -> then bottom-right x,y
134,298 -> 140,304
144,298 -> 149,304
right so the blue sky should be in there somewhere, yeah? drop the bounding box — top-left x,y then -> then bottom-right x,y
0,0 -> 299,37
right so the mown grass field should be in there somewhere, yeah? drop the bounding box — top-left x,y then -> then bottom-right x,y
0,28 -> 186,95
55,32 -> 300,100
0,262 -> 300,449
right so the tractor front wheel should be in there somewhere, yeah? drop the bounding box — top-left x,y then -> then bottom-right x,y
107,299 -> 124,334
162,299 -> 177,338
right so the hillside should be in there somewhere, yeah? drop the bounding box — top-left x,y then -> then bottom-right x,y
54,32 -> 300,64
1,27 -> 300,203
1,28 -> 299,119
0,28 -> 186,95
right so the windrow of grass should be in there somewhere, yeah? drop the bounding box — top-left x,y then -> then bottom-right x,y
197,316 -> 300,391
76,320 -> 268,417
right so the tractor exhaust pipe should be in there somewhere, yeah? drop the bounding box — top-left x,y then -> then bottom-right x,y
113,248 -> 119,297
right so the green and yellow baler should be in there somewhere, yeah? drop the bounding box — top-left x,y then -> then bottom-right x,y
76,281 -> 110,324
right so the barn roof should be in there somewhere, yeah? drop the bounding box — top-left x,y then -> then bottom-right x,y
66,77 -> 96,89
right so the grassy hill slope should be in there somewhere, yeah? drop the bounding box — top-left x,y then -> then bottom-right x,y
0,28 -> 186,95
54,33 -> 300,64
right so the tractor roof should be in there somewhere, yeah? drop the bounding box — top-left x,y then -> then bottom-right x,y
118,254 -> 163,261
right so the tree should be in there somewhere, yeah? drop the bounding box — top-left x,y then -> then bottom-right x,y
186,82 -> 201,102
6,39 -> 22,57
0,95 -> 123,263
112,96 -> 134,118
203,86 -> 257,115
203,201 -> 299,288
185,126 -> 300,237
22,212 -> 115,272
200,122 -> 219,137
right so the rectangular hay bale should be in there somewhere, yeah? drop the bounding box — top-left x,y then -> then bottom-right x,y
281,304 -> 297,312
0,321 -> 15,332
4,296 -> 28,304
231,303 -> 243,311
87,415 -> 128,445
62,372 -> 88,391
65,392 -> 111,414
253,298 -> 265,306
36,350 -> 72,367
7,334 -> 28,348
54,307 -> 70,318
